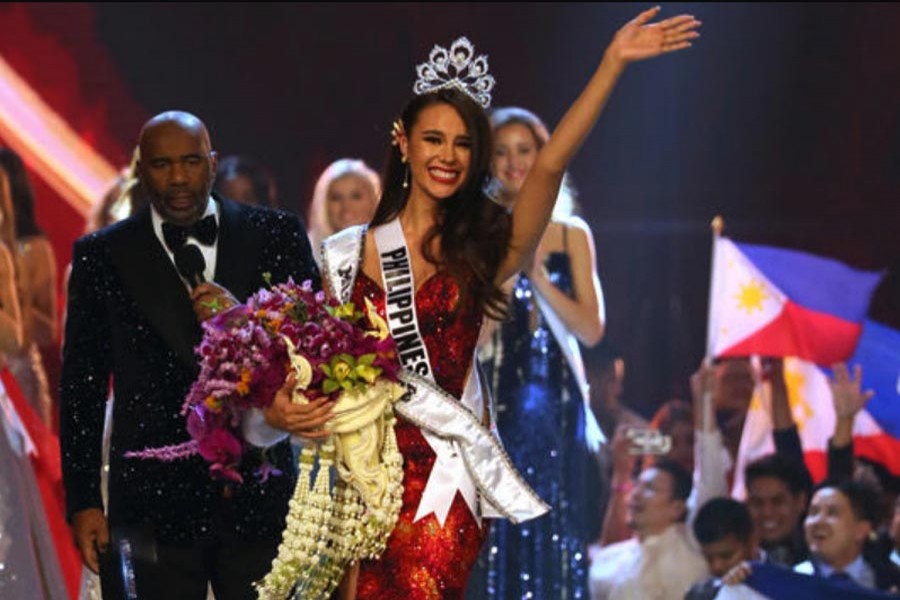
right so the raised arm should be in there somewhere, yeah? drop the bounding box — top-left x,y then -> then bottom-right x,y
765,358 -> 806,465
827,362 -> 874,482
529,218 -> 606,346
497,7 -> 701,283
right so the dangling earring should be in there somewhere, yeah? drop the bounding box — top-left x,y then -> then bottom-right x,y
401,155 -> 409,189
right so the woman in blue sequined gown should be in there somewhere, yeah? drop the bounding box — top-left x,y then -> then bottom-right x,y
469,107 -> 607,600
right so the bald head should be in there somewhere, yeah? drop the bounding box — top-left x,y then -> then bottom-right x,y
138,110 -> 217,225
139,111 -> 212,155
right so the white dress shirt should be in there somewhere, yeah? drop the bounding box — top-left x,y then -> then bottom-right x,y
589,523 -> 709,600
150,197 -> 218,289
794,555 -> 876,589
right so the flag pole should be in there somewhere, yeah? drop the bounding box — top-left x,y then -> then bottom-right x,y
703,215 -> 725,434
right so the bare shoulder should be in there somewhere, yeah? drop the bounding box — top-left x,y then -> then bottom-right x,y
546,216 -> 594,255
561,215 -> 593,239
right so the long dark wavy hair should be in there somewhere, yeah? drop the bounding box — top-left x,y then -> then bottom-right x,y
0,148 -> 43,238
371,88 -> 512,320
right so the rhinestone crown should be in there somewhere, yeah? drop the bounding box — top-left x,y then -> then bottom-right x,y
413,37 -> 495,108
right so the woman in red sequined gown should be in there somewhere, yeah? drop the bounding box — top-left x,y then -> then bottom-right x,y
273,9 -> 701,599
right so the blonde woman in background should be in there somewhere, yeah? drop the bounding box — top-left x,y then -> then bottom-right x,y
306,158 -> 380,260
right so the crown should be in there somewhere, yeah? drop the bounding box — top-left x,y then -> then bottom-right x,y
413,37 -> 495,108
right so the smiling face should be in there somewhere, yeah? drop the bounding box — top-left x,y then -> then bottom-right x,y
139,117 -> 217,226
746,476 -> 807,546
491,122 -> 539,202
626,467 -> 685,538
326,173 -> 377,232
805,487 -> 870,571
399,102 -> 471,203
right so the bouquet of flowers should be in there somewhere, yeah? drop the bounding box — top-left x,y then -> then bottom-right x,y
128,278 -> 407,599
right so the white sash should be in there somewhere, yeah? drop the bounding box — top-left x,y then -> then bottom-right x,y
532,290 -> 606,452
0,380 -> 36,457
322,221 -> 549,526
372,221 -> 434,380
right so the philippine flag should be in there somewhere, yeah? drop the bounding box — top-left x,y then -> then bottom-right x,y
707,238 -> 883,365
732,320 -> 900,497
714,562 -> 895,599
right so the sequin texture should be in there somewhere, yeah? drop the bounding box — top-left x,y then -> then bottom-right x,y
60,202 -> 319,544
468,253 -> 598,599
351,272 -> 486,599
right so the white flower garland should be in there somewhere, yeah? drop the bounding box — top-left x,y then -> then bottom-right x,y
255,374 -> 405,600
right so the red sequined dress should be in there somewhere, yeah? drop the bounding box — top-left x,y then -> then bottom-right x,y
350,271 -> 487,599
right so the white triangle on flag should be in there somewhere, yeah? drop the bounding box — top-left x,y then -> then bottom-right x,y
708,238 -> 787,358
732,357 -> 888,498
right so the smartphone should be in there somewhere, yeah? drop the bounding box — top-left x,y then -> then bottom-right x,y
625,427 -> 672,456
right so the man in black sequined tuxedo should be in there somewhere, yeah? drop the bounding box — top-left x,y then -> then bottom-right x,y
60,111 -> 319,599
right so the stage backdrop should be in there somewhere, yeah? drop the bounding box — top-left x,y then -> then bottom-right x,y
1,3 -> 898,417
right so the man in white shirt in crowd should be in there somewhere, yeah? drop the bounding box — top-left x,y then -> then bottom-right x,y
589,459 -> 708,599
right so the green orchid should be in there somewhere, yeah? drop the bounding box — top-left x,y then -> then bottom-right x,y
326,302 -> 363,322
319,353 -> 383,394
354,353 -> 382,384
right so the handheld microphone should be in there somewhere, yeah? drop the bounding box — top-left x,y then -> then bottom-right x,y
174,244 -> 207,289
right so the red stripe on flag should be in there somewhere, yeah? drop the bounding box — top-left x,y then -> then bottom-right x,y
854,434 -> 900,476
802,435 -> 900,483
720,301 -> 862,364
802,450 -> 828,484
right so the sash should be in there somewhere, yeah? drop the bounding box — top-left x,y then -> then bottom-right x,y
320,224 -> 367,304
322,221 -> 548,525
395,372 -> 549,524
0,379 -> 36,457
532,290 -> 606,452
372,221 -> 434,381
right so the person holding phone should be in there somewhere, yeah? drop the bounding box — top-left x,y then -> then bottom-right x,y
588,459 -> 708,599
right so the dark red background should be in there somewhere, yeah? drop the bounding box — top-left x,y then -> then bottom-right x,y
2,2 -> 898,416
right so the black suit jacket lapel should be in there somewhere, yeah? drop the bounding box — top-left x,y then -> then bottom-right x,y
214,196 -> 264,302
109,208 -> 202,368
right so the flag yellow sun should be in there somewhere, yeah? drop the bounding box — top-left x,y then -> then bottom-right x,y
785,366 -> 813,432
735,280 -> 769,314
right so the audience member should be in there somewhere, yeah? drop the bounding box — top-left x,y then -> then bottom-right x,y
711,357 -> 756,461
647,398 -> 694,473
589,459 -> 708,599
687,497 -> 761,600
795,480 -> 900,590
744,453 -> 812,566
588,341 -> 647,439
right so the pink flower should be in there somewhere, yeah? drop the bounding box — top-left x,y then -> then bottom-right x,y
130,278 -> 404,483
197,428 -> 243,468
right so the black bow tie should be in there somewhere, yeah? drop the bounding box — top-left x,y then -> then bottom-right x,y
161,215 -> 218,253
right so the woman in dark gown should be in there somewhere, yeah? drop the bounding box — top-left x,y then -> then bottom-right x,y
470,107 -> 607,599
285,9 -> 701,598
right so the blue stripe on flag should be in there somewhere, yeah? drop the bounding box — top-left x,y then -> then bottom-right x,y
736,242 -> 883,323
851,320 -> 900,439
